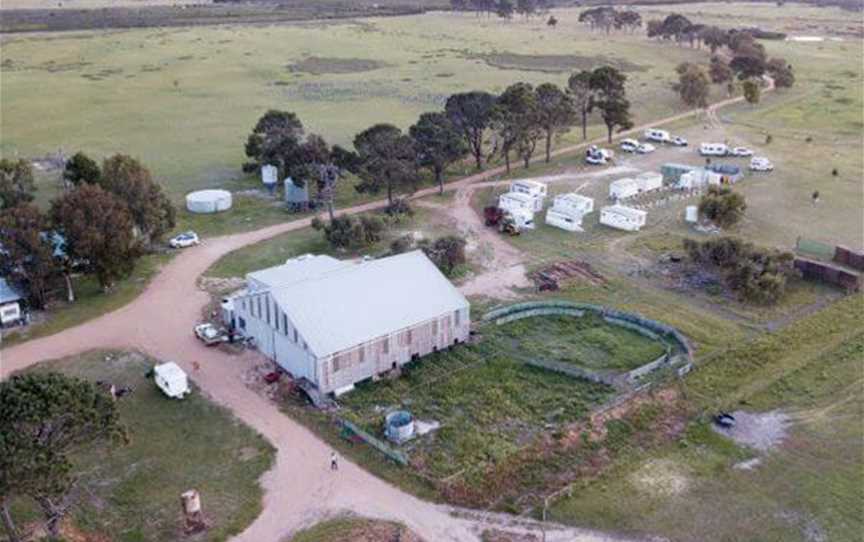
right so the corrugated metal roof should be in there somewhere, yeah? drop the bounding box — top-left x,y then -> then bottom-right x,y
267,251 -> 468,358
0,278 -> 23,305
247,255 -> 349,291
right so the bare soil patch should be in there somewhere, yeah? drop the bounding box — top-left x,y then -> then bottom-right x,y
473,52 -> 647,74
287,56 -> 390,75
712,410 -> 791,452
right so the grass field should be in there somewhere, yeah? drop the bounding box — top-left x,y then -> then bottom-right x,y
492,313 -> 667,372
288,515 -> 418,542
548,293 -> 864,541
11,350 -> 275,542
1,8 -> 717,203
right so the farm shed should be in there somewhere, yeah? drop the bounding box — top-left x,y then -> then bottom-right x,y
185,189 -> 233,214
229,251 -> 470,395
600,205 -> 647,232
661,163 -> 695,183
635,172 -> 663,192
0,278 -> 24,327
794,257 -> 861,292
609,178 -> 640,200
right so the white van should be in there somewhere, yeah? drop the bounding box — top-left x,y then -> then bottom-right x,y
644,129 -> 671,143
699,143 -> 729,156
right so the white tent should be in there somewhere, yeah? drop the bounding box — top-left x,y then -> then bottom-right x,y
154,362 -> 190,399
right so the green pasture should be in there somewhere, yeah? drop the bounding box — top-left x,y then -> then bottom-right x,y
549,294 -> 864,542
11,350 -> 275,542
1,9 -> 715,202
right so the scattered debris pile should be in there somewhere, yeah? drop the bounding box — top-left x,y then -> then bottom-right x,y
530,260 -> 606,291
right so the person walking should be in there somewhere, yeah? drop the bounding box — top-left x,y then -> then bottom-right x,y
330,451 -> 339,471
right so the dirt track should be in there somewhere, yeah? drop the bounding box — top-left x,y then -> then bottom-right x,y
0,91 -> 761,541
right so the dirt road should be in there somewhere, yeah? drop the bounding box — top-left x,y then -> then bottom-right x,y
1,92 -> 761,541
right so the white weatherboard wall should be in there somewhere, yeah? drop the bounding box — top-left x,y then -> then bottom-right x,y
600,205 -> 647,232
636,172 -> 663,192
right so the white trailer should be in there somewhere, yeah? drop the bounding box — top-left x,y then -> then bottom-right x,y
551,193 -> 594,215
545,208 -> 584,232
509,180 -> 547,212
644,128 -> 671,143
600,205 -> 647,232
677,169 -> 722,189
153,362 -> 190,399
699,143 -> 729,156
635,172 -> 663,192
609,178 -> 640,200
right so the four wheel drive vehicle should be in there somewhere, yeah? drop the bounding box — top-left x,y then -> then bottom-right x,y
585,153 -> 608,165
499,213 -> 522,236
169,231 -> 200,248
644,128 -> 671,143
749,156 -> 774,171
483,206 -> 504,226
194,323 -> 228,345
586,145 -> 613,165
731,146 -> 754,157
619,138 -> 640,153
670,136 -> 688,147
636,143 -> 656,154
700,143 -> 729,156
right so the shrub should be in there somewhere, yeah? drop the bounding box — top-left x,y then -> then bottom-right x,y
698,186 -> 747,228
311,214 -> 385,250
418,235 -> 467,277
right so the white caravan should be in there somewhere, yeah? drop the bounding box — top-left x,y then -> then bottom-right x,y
545,208 -> 584,232
644,128 -> 672,143
635,172 -> 663,192
600,205 -> 648,232
509,180 -> 548,211
609,178 -> 640,200
551,193 -> 594,215
699,143 -> 729,156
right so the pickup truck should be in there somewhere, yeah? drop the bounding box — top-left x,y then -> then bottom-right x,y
194,323 -> 227,346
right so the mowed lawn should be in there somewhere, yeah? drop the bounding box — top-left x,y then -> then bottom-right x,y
1,9 -> 714,201
11,350 -> 274,542
548,294 -> 864,541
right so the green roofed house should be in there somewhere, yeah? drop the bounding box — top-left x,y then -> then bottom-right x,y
226,251 -> 470,396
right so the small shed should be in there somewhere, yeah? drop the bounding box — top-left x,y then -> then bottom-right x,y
635,172 -> 663,192
154,362 -> 190,399
0,278 -> 24,327
600,205 -> 647,232
661,163 -> 695,183
609,178 -> 639,200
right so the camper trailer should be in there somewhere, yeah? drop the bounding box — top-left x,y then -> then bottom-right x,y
699,143 -> 729,157
600,205 -> 647,232
644,128 -> 671,143
545,208 -> 584,232
609,178 -> 640,200
635,172 -> 663,192
551,193 -> 594,215
509,180 -> 547,211
153,362 -> 191,399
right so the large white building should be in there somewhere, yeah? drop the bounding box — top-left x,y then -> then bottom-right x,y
226,252 -> 470,395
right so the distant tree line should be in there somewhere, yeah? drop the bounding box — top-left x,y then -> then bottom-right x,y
450,0 -> 551,19
0,154 -> 175,309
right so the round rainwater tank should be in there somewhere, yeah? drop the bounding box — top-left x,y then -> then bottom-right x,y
384,410 -> 415,444
185,190 -> 233,214
685,205 -> 698,223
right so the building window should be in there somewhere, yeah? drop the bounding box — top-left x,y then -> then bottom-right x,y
454,309 -> 461,326
265,298 -> 271,325
431,319 -> 438,336
333,356 -> 342,373
405,329 -> 413,345
256,297 -> 261,318
358,346 -> 365,363
238,317 -> 246,330
293,328 -> 298,343
242,299 -> 247,311
282,313 -> 288,335
382,338 -> 389,354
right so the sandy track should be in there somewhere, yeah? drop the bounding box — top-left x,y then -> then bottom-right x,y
0,92 -> 761,541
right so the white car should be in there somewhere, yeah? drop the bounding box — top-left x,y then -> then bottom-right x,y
636,143 -> 656,154
749,157 -> 774,171
619,139 -> 640,153
732,147 -> 754,157
586,153 -> 608,165
671,136 -> 688,147
169,231 -> 200,248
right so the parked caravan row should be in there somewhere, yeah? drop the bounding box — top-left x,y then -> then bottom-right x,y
609,172 -> 664,200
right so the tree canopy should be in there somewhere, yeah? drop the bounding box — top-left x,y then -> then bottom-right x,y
767,57 -> 795,88
709,56 -> 734,84
699,185 -> 747,228
99,154 -> 176,244
409,112 -> 468,194
63,152 -> 101,187
445,91 -> 497,170
0,159 -> 35,210
674,62 -> 711,108
494,82 -> 542,172
50,184 -> 139,290
535,82 -> 575,163
567,70 -> 593,140
0,372 -> 125,540
0,204 -> 58,309
352,124 -> 418,204
589,66 -> 633,143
